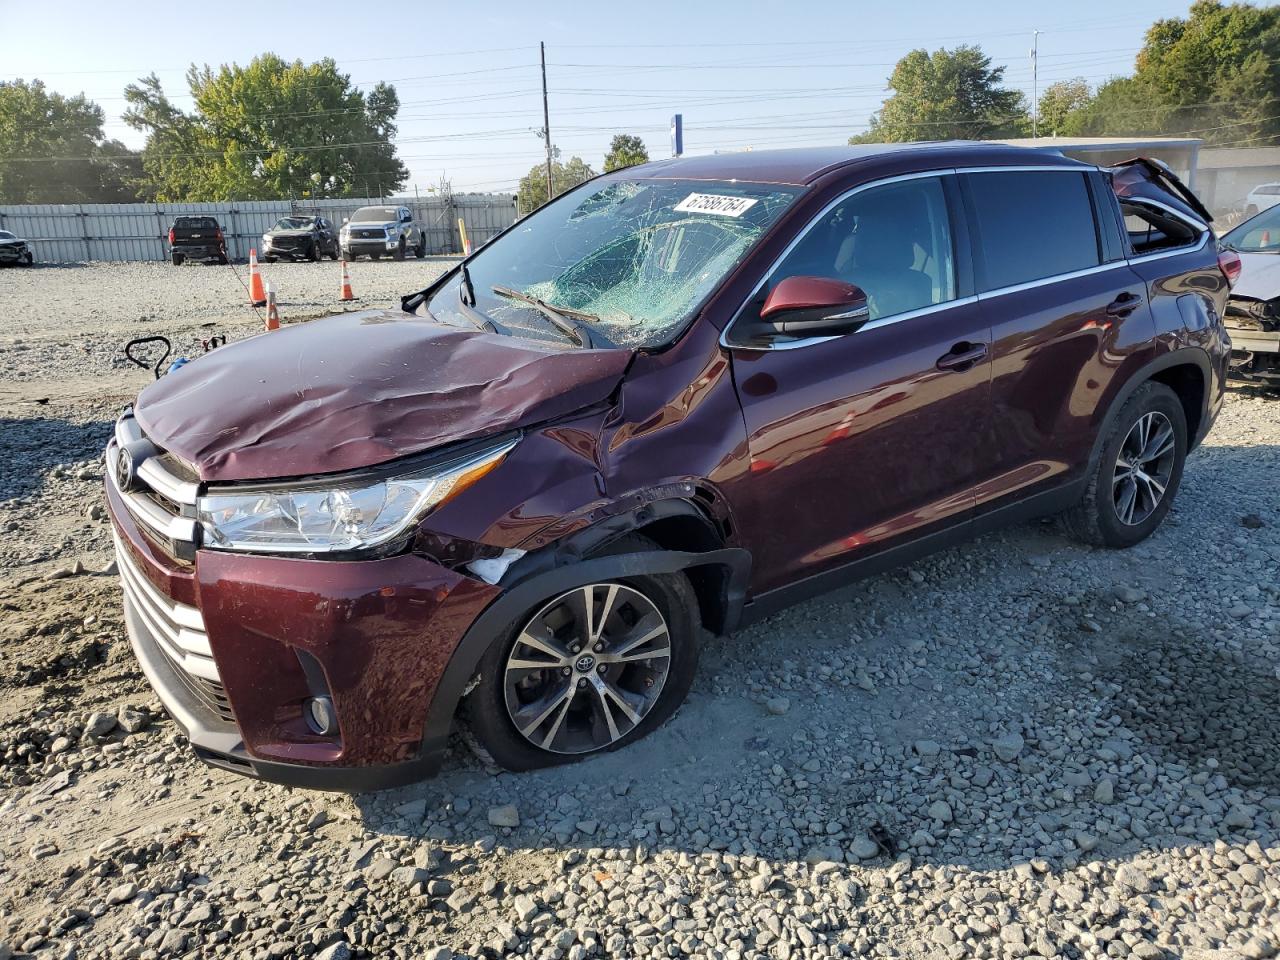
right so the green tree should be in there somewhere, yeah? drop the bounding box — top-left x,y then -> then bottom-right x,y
1057,1 -> 1280,144
517,151 -> 597,213
603,134 -> 649,172
123,54 -> 406,201
0,80 -> 142,203
852,45 -> 1027,143
1036,79 -> 1094,137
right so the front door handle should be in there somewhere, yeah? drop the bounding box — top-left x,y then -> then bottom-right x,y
936,341 -> 988,372
1106,292 -> 1145,317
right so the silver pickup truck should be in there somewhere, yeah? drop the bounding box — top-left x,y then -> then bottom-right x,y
339,205 -> 426,261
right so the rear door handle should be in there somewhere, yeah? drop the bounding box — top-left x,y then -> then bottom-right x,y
1106,292 -> 1145,317
936,341 -> 988,372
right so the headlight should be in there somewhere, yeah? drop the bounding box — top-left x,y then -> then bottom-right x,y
197,437 -> 517,554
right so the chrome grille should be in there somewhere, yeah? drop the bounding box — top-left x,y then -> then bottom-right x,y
111,528 -> 234,724
106,410 -> 198,558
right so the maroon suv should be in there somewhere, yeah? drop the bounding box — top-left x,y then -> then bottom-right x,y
105,144 -> 1235,790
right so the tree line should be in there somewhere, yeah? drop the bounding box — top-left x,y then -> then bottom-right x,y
3,3 -> 1277,206
0,53 -> 652,208
852,1 -> 1280,145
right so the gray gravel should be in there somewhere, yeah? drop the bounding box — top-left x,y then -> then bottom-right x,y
1,263 -> 1279,959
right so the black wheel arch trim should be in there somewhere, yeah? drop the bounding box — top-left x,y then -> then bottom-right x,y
1087,347 -> 1212,473
418,543 -> 751,765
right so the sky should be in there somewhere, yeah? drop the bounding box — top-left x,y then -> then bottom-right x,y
0,0 -> 1202,196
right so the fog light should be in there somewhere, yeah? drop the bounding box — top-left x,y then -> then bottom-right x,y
305,695 -> 338,736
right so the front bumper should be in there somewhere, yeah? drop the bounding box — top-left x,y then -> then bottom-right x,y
0,244 -> 30,262
105,459 -> 499,791
342,237 -> 398,255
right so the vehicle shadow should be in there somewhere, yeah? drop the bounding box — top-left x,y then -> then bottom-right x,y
348,442 -> 1279,913
0,415 -> 113,502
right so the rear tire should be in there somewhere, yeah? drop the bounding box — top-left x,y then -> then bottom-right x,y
464,535 -> 700,772
1062,381 -> 1187,548
171,253 -> 184,266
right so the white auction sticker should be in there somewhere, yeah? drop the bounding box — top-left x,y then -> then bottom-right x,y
674,193 -> 759,217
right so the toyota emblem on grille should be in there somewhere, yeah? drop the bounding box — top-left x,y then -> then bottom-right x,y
116,447 -> 138,492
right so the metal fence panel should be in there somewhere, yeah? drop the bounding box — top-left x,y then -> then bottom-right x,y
0,194 -> 516,263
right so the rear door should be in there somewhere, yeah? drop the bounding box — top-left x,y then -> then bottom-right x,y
964,167 -> 1154,517
724,173 -> 993,594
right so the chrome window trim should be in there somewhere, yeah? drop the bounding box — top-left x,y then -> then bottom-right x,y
719,163 -> 1105,352
974,261 -> 1132,301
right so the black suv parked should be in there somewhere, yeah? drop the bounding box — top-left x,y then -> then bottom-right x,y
262,216 -> 340,262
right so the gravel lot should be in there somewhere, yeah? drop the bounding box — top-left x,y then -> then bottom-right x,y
1,262 -> 1278,960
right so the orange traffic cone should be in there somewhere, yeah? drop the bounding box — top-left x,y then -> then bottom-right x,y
339,259 -> 356,302
1263,230 -> 1272,246
264,284 -> 281,331
248,248 -> 267,307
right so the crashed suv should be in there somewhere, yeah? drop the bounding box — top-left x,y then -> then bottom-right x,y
1219,204 -> 1280,385
105,144 -> 1233,790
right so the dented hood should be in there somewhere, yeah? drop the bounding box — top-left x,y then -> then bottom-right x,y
133,309 -> 632,482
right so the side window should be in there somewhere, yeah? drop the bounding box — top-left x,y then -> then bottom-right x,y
1121,202 -> 1202,255
758,176 -> 956,323
966,171 -> 1100,291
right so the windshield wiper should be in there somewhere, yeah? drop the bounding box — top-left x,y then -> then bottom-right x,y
460,262 -> 477,306
490,285 -> 617,349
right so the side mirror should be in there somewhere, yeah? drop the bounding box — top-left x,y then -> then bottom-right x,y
757,276 -> 870,337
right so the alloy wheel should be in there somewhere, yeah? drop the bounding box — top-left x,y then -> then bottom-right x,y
1112,411 -> 1176,526
503,583 -> 672,755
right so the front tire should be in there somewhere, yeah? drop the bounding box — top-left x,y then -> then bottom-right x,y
394,237 -> 407,261
308,241 -> 320,262
415,237 -> 426,259
1062,381 -> 1187,548
465,539 -> 699,771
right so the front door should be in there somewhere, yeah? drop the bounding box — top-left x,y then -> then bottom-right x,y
724,174 -> 993,594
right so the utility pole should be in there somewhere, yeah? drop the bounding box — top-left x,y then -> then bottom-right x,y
541,41 -> 553,202
1031,30 -> 1041,139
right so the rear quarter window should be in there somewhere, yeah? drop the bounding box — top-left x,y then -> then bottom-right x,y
1122,203 -> 1202,255
964,171 -> 1101,291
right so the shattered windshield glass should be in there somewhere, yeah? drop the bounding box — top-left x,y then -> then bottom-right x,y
425,177 -> 800,348
272,217 -> 314,230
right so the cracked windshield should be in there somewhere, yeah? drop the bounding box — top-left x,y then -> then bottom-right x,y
426,177 -> 799,347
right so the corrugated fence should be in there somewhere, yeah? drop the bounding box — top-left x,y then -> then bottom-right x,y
0,194 -> 518,263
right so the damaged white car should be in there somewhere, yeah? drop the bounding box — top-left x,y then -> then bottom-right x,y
1221,205 -> 1280,386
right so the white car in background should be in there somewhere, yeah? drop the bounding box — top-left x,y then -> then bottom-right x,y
1243,183 -> 1280,218
1220,205 -> 1280,386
